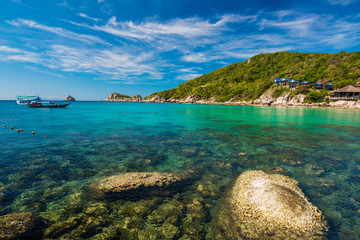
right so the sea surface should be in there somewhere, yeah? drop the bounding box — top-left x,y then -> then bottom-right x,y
0,101 -> 360,239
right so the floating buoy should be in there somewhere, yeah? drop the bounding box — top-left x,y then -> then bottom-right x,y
31,132 -> 35,135
10,127 -> 14,130
3,125 -> 6,127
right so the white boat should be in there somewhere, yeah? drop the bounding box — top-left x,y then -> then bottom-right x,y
16,95 -> 41,105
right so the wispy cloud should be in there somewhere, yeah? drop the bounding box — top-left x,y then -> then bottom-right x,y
7,19 -> 107,45
75,14 -> 256,41
44,45 -> 163,80
2,9 -> 360,83
78,13 -> 101,22
327,0 -> 354,6
260,14 -> 319,37
0,45 -> 40,63
176,73 -> 202,81
0,45 -> 23,53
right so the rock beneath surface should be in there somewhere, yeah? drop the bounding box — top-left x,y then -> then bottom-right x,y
0,212 -> 40,239
89,172 -> 190,199
226,170 -> 328,239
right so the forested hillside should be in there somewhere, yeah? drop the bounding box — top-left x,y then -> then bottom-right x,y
145,51 -> 360,102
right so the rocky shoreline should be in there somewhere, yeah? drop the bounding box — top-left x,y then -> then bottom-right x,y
105,96 -> 360,110
104,89 -> 360,109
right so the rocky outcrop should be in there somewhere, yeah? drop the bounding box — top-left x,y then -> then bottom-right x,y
65,95 -> 76,101
224,170 -> 327,239
89,172 -> 190,199
0,212 -> 41,239
105,93 -> 143,102
329,100 -> 360,109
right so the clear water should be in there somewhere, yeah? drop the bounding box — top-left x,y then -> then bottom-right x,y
0,101 -> 360,239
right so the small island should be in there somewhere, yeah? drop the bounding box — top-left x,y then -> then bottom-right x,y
104,93 -> 143,102
65,95 -> 76,101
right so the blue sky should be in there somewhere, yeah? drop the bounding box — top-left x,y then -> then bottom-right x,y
0,0 -> 359,100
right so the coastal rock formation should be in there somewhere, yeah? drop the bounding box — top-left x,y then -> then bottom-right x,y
89,172 -> 190,199
254,89 -> 307,106
105,93 -> 143,102
329,100 -> 360,109
0,212 -> 40,239
65,95 -> 76,101
225,170 -> 327,239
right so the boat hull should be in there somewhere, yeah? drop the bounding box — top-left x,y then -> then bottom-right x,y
28,103 -> 70,108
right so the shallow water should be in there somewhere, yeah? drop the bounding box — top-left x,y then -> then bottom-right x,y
0,101 -> 360,239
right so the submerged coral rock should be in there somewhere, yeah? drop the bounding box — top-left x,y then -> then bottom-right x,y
89,172 -> 190,199
43,216 -> 83,238
227,170 -> 328,239
0,212 -> 40,239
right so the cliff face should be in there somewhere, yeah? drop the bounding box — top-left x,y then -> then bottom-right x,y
145,51 -> 360,103
65,95 -> 76,101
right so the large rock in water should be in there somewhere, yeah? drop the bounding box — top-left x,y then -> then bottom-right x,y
0,212 -> 40,239
226,170 -> 328,239
64,95 -> 76,101
89,172 -> 190,199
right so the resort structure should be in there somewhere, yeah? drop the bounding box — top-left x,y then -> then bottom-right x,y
314,81 -> 324,89
330,85 -> 360,100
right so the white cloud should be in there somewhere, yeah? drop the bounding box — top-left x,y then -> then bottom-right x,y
78,14 -> 256,41
44,45 -> 162,80
178,67 -> 203,73
181,53 -> 209,63
7,19 -> 106,45
2,10 -> 360,83
78,13 -> 101,22
0,45 -> 22,53
176,73 -> 202,81
260,17 -> 318,37
0,45 -> 40,63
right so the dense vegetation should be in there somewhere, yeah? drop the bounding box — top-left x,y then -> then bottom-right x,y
145,51 -> 360,102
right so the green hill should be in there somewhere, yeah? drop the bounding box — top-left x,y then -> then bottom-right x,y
145,51 -> 360,102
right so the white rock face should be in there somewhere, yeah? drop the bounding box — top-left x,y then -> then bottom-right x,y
227,170 -> 327,239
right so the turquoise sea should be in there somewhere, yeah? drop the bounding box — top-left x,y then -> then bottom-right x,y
1,101 -> 360,239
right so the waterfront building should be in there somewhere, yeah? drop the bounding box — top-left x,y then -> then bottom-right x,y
331,85 -> 360,100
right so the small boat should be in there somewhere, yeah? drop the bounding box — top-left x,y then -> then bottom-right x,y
16,95 -> 41,105
28,100 -> 70,108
